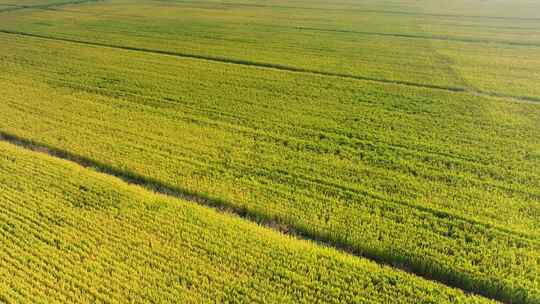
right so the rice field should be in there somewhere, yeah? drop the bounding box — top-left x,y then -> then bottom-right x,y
0,0 -> 539,303
1,0 -> 540,98
0,141 -> 496,303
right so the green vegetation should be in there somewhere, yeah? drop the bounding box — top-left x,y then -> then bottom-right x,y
1,31 -> 539,303
1,0 -> 539,303
1,0 -> 540,98
0,141 -> 495,303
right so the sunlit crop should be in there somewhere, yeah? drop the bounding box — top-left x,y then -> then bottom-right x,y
1,0 -> 539,303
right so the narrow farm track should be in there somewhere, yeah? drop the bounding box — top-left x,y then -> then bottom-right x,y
1,29 -> 538,103
0,133 -> 504,303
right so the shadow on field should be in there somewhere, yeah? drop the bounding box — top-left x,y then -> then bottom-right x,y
0,130 -> 524,304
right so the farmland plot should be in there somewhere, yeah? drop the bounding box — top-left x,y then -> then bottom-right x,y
0,141 -> 496,303
1,0 -> 540,303
1,0 -> 540,99
1,32 -> 539,303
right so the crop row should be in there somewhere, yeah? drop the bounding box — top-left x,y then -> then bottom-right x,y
0,141 -> 495,303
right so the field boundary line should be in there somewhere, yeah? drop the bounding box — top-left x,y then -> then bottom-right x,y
1,29 -> 539,104
0,29 -> 466,92
0,131 -> 522,303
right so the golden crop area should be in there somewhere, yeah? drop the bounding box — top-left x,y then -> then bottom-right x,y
0,0 -> 539,303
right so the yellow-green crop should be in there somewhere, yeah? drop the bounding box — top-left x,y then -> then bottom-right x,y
1,31 -> 539,303
1,0 -> 539,303
0,141 -> 496,303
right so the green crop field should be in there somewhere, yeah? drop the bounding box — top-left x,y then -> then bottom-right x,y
0,141 -> 496,303
0,0 -> 539,303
